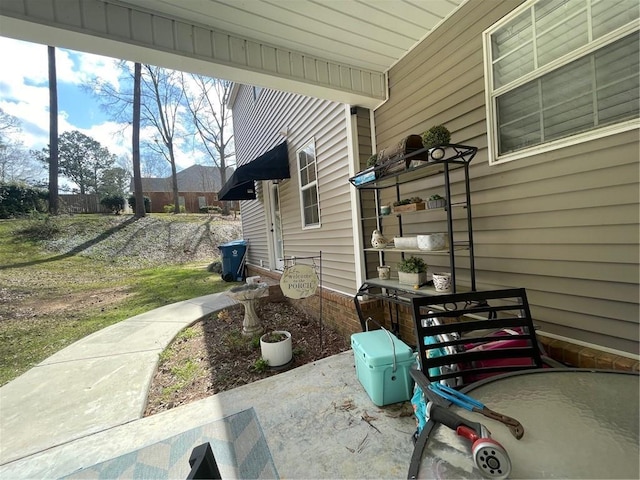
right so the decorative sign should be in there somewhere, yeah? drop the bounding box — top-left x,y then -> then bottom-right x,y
280,264 -> 319,299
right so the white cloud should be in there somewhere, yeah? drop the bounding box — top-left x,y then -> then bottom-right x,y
64,50 -> 122,88
0,38 -> 121,151
0,37 -> 217,174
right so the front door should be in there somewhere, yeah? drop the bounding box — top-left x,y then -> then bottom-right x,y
269,182 -> 285,270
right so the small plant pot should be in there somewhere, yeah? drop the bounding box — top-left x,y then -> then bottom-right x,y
377,265 -> 391,280
427,198 -> 446,209
392,202 -> 426,213
432,272 -> 452,292
260,330 -> 292,367
398,271 -> 427,287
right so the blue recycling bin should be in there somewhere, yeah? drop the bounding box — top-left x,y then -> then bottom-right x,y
219,239 -> 247,282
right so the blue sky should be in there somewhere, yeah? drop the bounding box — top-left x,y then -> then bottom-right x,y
0,36 -> 205,171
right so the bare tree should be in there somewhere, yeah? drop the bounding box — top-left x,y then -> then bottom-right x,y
0,109 -> 44,183
48,46 -> 59,215
141,65 -> 184,214
182,75 -> 235,213
89,62 -> 186,214
131,62 -> 145,218
0,108 -> 20,134
141,154 -> 171,178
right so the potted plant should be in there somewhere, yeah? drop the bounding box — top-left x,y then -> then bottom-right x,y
392,196 -> 425,213
397,256 -> 427,286
260,330 -> 293,368
421,125 -> 451,161
427,194 -> 446,209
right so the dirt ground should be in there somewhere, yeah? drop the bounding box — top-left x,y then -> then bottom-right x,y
143,298 -> 352,416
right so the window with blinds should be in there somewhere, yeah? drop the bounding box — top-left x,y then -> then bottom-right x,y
484,0 -> 639,164
297,139 -> 321,228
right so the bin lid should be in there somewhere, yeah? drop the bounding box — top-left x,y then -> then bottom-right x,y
351,330 -> 414,367
219,239 -> 247,249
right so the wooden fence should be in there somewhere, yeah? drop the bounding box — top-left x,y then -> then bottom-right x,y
57,194 -> 109,214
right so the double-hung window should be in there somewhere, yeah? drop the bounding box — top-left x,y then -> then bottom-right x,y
297,140 -> 320,228
484,0 -> 639,164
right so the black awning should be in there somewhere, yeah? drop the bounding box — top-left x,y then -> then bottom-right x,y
218,141 -> 290,201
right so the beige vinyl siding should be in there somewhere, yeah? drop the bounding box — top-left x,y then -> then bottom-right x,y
232,85 -> 358,293
373,0 -> 639,354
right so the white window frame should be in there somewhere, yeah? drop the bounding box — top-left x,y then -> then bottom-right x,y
252,86 -> 262,102
483,0 -> 639,165
296,139 -> 321,229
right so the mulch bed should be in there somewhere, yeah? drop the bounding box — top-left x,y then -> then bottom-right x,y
144,299 -> 351,416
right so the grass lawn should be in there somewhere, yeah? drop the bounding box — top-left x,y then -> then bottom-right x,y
0,213 -> 240,386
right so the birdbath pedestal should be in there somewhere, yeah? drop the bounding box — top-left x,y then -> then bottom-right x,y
226,282 -> 269,336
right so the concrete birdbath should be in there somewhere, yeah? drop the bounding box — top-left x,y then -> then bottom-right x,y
226,282 -> 269,336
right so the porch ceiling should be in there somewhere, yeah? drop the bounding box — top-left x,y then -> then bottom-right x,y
0,0 -> 465,109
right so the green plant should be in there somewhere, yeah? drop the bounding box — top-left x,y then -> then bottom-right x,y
393,196 -> 423,207
226,330 -> 250,353
100,195 -> 125,215
421,125 -> 451,149
163,204 -> 186,214
12,212 -> 61,241
252,357 -> 269,372
128,195 -> 151,213
176,326 -> 200,341
428,194 -> 444,201
398,256 -> 427,273
0,182 -> 48,218
366,153 -> 378,167
200,205 -> 222,214
262,331 -> 288,343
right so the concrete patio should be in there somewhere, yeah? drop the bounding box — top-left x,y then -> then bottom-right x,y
0,292 -> 418,479
1,351 -> 417,479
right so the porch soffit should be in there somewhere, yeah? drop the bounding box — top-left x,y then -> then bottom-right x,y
0,0 -> 464,109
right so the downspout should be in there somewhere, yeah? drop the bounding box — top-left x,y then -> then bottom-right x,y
346,104 -> 379,289
345,105 -> 365,288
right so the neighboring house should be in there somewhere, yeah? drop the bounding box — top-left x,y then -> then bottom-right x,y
225,1 -> 639,358
132,165 -> 234,213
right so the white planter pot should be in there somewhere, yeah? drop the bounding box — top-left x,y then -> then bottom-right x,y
260,330 -> 292,367
398,271 -> 427,286
432,272 -> 452,292
417,233 -> 449,251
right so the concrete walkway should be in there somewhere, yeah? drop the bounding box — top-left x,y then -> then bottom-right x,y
0,292 -> 238,466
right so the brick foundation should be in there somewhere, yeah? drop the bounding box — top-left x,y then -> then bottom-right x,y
246,265 -> 639,372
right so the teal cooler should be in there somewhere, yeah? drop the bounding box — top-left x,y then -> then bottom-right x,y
351,330 -> 415,406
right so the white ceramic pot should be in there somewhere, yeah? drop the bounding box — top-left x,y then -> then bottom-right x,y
432,272 -> 452,292
260,330 -> 292,367
417,233 -> 448,251
393,236 -> 419,249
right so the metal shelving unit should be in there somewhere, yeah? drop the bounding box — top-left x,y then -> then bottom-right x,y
349,143 -> 478,334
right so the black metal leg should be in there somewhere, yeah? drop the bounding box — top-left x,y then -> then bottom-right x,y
187,442 -> 221,480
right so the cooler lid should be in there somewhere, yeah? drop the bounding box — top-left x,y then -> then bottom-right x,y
351,330 -> 414,367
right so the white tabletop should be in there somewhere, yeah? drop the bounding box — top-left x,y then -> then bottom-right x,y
418,369 -> 639,479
